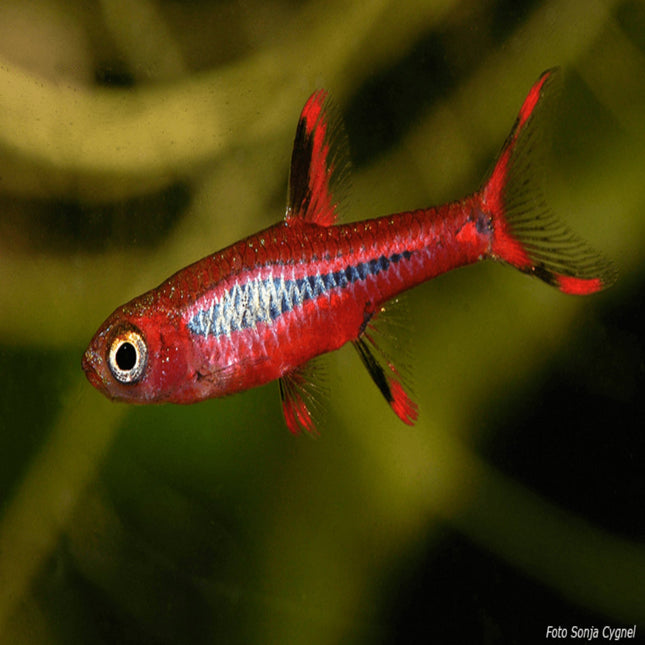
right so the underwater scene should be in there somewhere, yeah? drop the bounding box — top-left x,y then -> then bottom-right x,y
0,0 -> 644,643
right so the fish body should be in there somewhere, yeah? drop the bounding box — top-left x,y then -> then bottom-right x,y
82,69 -> 615,433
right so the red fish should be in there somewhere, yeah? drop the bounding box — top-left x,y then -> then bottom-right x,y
82,69 -> 615,433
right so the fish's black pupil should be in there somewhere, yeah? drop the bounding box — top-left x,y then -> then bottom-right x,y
115,342 -> 137,371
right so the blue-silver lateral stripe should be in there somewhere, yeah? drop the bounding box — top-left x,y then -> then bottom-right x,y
187,251 -> 412,337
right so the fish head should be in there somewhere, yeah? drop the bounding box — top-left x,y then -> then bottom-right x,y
82,295 -> 190,404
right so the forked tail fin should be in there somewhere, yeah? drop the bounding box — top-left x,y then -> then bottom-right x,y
481,68 -> 616,295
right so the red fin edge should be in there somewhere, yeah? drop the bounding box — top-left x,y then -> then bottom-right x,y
387,373 -> 419,425
555,275 -> 605,296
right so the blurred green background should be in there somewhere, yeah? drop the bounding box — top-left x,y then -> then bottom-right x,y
1,0 -> 644,643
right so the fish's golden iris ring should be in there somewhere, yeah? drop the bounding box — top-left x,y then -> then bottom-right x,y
107,328 -> 148,384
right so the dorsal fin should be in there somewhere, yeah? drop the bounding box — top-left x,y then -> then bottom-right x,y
286,89 -> 351,226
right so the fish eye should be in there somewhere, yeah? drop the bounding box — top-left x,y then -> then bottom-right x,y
107,327 -> 148,384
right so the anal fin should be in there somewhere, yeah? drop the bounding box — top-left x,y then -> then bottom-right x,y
352,302 -> 418,425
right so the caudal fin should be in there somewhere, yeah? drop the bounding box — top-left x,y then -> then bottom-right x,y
481,68 -> 616,295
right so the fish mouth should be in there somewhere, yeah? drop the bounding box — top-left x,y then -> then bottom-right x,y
81,348 -> 106,393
